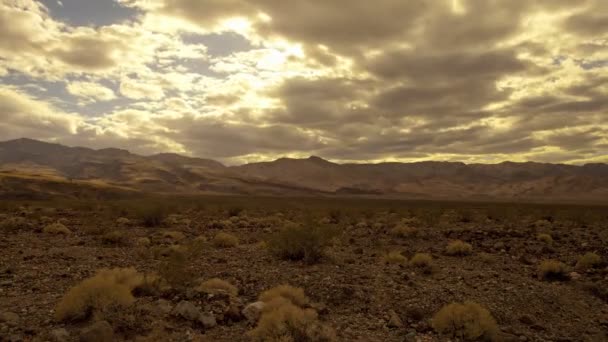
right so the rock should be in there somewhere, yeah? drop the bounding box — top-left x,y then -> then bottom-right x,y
173,301 -> 201,321
79,320 -> 114,342
569,272 -> 581,280
242,301 -> 265,323
405,331 -> 417,342
198,313 -> 217,328
387,310 -> 403,328
50,328 -> 70,342
0,311 -> 19,327
519,315 -> 536,326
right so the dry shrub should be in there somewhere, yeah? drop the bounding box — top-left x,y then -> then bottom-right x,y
250,285 -> 335,342
576,252 -> 602,271
135,237 -> 151,246
409,253 -> 433,273
268,223 -> 337,264
212,232 -> 239,248
391,224 -> 418,238
101,230 -> 126,245
55,268 -> 143,321
383,251 -> 407,265
538,260 -> 569,281
43,223 -> 71,235
432,302 -> 498,340
196,278 -> 238,297
0,217 -> 30,232
136,203 -> 168,227
162,230 -> 185,241
259,285 -> 309,307
116,217 -> 130,226
445,240 -> 473,256
536,233 -> 553,245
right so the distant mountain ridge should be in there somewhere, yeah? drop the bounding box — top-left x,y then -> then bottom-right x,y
1,138 -> 607,203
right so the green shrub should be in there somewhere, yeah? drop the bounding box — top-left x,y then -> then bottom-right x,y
267,223 -> 337,263
432,302 -> 498,340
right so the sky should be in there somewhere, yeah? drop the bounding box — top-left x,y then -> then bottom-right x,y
0,0 -> 607,165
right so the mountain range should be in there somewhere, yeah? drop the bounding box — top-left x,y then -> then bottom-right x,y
1,138 -> 607,203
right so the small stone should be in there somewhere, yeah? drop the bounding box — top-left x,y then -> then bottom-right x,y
242,301 -> 265,323
387,310 -> 403,328
405,331 -> 417,342
172,301 -> 201,321
50,328 -> 70,342
79,320 -> 113,342
198,313 -> 217,328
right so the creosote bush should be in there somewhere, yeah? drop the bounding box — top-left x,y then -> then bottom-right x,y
432,301 -> 498,341
55,268 -> 144,321
409,253 -> 434,273
576,252 -> 601,271
196,278 -> 238,297
538,259 -> 569,281
383,251 -> 407,265
536,233 -> 553,245
43,223 -> 72,235
137,203 -> 168,227
267,223 -> 337,264
212,232 -> 239,248
250,285 -> 335,342
445,240 -> 473,256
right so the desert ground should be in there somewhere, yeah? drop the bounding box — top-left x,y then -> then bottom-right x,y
1,196 -> 607,341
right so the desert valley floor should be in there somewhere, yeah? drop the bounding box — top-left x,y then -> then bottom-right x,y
1,196 -> 608,341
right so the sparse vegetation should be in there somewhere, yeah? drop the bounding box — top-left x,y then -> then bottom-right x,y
383,251 -> 407,265
576,252 -> 601,271
212,232 -> 239,248
538,260 -> 569,281
55,268 -> 143,321
43,222 -> 71,235
101,230 -> 126,245
0,216 -> 30,232
391,224 -> 418,238
445,240 -> 473,256
432,301 -> 498,340
409,253 -> 434,273
250,285 -> 335,341
537,233 -> 553,245
267,222 -> 336,263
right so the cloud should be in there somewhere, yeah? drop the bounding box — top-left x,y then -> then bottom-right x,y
66,81 -> 116,102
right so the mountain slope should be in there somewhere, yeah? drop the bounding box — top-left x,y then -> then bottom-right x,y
1,138 -> 607,202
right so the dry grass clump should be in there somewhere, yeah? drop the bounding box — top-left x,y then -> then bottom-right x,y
576,252 -> 601,271
116,217 -> 130,226
536,233 -> 553,245
212,232 -> 239,248
445,240 -> 473,256
391,224 -> 418,238
55,268 -> 144,321
409,253 -> 434,273
135,237 -> 151,246
196,278 -> 238,297
43,223 -> 72,235
383,251 -> 407,265
101,230 -> 126,245
432,302 -> 498,341
249,285 -> 335,342
267,223 -> 337,264
538,259 -> 569,281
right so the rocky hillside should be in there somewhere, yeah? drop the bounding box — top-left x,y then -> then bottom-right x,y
1,138 -> 607,202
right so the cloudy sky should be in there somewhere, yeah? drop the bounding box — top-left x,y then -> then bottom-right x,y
1,0 -> 607,165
